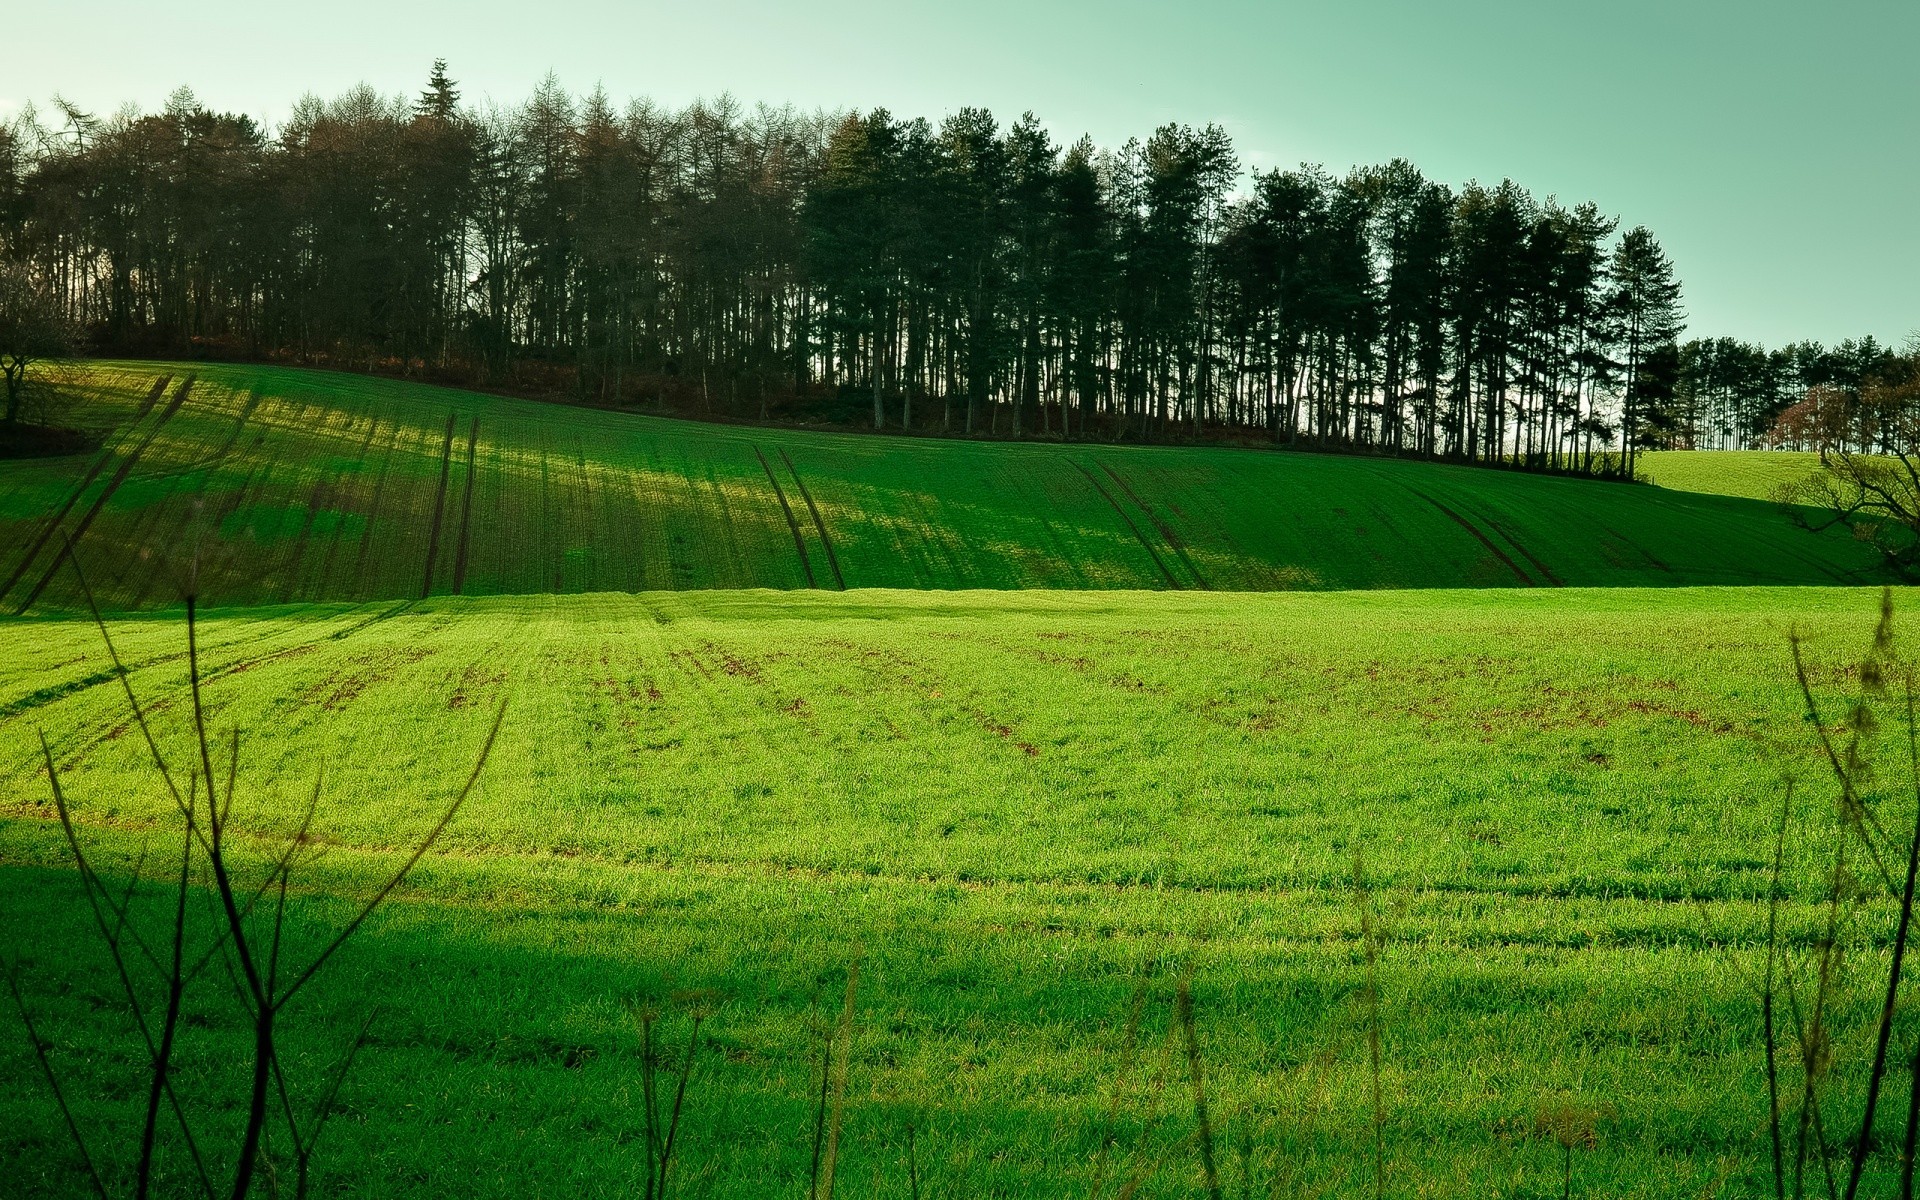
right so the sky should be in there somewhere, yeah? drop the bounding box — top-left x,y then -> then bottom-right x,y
8,0 -> 1915,348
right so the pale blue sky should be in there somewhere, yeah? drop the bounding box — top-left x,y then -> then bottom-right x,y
13,1 -> 1915,347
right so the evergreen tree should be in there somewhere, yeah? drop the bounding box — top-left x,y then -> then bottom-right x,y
1605,226 -> 1685,474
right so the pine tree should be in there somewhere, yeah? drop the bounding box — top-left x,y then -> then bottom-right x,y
1605,226 -> 1685,473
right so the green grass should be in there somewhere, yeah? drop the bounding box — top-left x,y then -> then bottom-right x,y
0,362 -> 1880,613
1642,448 -> 1824,502
1,586 -> 1912,1197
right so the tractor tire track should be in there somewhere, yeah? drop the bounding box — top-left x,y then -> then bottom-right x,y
133,372 -> 170,419
1404,486 -> 1535,587
1484,517 -> 1564,587
1095,460 -> 1210,589
452,416 -> 480,595
1605,526 -> 1673,574
0,374 -> 174,601
204,388 -> 264,470
753,445 -> 817,588
778,448 -> 845,590
420,411 -> 458,599
12,377 -> 195,614
1071,461 -> 1181,589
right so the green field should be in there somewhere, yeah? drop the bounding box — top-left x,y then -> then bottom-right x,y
1,365 -> 1910,1197
0,363 -> 1880,613
1,587 -> 1913,1197
1641,449 -> 1826,503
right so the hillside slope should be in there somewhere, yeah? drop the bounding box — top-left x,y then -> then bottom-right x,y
0,363 -> 1880,611
1641,449 -> 1823,502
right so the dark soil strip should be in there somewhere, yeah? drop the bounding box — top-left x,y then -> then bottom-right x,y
0,669 -> 124,722
2,446 -> 118,600
419,411 -> 458,598
328,598 -> 418,641
1071,461 -> 1180,589
13,377 -> 195,614
1407,487 -> 1534,586
1484,517 -> 1565,586
778,448 -> 845,590
0,375 -> 175,600
1096,460 -> 1211,589
451,416 -> 481,594
754,445 -> 817,588
133,372 -> 171,419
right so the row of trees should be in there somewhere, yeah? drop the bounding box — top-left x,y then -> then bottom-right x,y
0,67 -> 1700,471
1652,335 -> 1919,452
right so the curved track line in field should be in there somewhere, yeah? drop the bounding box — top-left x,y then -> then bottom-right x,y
452,416 -> 480,595
753,445 -> 817,588
12,377 -> 195,614
1403,486 -> 1535,587
1070,461 -> 1181,589
778,448 -> 845,590
1483,517 -> 1565,587
1094,460 -> 1211,590
0,374 -> 172,602
201,388 -> 265,473
420,411 -> 458,598
1604,526 -> 1673,574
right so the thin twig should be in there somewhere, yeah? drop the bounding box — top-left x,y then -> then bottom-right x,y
1843,668 -> 1920,1199
274,698 -> 506,1008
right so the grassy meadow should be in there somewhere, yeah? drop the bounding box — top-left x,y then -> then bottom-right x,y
1,364 -> 1911,1197
0,363 -> 1879,614
1641,449 -> 1825,503
2,586 -> 1916,1197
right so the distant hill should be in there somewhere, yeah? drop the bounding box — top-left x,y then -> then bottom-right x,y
0,363 -> 1881,612
1642,449 -> 1824,503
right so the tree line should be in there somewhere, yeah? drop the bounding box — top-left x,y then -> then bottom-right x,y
1663,335 -> 1918,453
0,64 -> 1894,472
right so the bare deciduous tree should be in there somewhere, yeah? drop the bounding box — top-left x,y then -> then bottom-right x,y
1783,374 -> 1920,578
0,262 -> 76,428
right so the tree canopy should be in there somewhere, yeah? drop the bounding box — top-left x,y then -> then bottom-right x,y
2,67 -> 1871,469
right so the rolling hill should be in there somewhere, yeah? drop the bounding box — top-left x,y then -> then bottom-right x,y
1,363 -> 1910,1195
1641,448 -> 1824,502
0,362 -> 1881,612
